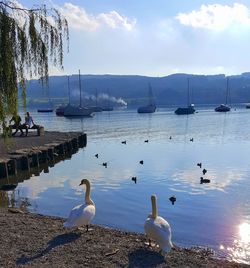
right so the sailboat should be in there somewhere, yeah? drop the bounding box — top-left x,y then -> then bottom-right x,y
89,89 -> 103,112
37,85 -> 53,113
56,76 -> 72,116
102,89 -> 114,111
63,70 -> 94,117
215,77 -> 231,112
175,78 -> 195,115
137,83 -> 156,113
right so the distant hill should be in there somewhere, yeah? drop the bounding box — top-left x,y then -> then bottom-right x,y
21,72 -> 250,107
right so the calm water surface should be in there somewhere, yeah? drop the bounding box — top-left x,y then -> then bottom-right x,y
1,107 -> 250,264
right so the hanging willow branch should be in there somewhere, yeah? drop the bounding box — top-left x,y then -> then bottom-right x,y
0,1 -> 69,135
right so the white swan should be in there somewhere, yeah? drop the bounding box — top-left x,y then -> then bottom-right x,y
144,195 -> 173,254
64,179 -> 95,231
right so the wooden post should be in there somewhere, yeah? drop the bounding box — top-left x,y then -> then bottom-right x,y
72,138 -> 78,150
47,148 -> 54,161
32,153 -> 39,168
0,162 -> 8,179
20,156 -> 30,172
7,159 -> 17,176
57,144 -> 64,155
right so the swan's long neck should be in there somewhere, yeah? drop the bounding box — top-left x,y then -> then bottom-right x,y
151,195 -> 158,219
84,180 -> 92,204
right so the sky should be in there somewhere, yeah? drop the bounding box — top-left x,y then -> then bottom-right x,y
19,1 -> 250,77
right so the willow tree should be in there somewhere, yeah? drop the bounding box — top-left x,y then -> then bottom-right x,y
0,1 -> 69,135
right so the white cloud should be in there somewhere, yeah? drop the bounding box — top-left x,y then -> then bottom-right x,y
176,3 -> 250,30
61,3 -> 136,31
61,3 -> 99,31
97,11 -> 136,31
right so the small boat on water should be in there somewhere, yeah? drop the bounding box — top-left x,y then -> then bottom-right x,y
215,77 -> 231,112
138,104 -> 156,113
137,83 -> 156,114
246,103 -> 250,109
175,104 -> 195,115
89,89 -> 103,112
175,78 -> 195,115
56,76 -> 71,117
102,106 -> 114,111
215,104 -> 230,112
56,106 -> 65,116
37,108 -> 53,113
63,105 -> 94,117
89,106 -> 103,112
64,70 -> 94,117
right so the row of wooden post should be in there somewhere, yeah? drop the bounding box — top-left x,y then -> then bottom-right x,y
0,133 -> 86,181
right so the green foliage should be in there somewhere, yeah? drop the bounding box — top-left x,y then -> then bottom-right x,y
0,1 -> 69,135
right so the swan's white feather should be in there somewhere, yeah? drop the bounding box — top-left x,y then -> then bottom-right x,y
144,215 -> 173,253
64,202 -> 95,228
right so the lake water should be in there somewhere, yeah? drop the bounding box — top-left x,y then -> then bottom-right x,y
1,107 -> 250,264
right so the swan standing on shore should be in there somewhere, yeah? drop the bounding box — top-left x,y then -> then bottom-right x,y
64,179 -> 95,231
144,195 -> 173,254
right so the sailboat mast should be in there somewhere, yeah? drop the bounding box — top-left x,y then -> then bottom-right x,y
79,70 -> 82,107
67,76 -> 71,105
225,77 -> 229,105
95,88 -> 98,107
187,78 -> 190,107
148,83 -> 153,105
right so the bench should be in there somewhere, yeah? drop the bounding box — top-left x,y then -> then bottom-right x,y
12,125 -> 45,136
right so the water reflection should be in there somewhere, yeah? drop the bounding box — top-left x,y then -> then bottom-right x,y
172,168 -> 246,194
219,223 -> 250,264
239,223 -> 250,244
0,152 -> 79,204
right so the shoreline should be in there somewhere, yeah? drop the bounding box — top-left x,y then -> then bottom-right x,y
0,208 -> 248,267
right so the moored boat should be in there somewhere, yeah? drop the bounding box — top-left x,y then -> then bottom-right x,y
137,83 -> 156,114
175,104 -> 195,115
215,104 -> 230,112
37,108 -> 53,113
63,70 -> 94,117
63,105 -> 94,117
175,78 -> 195,115
137,104 -> 156,113
102,106 -> 114,111
215,77 -> 231,112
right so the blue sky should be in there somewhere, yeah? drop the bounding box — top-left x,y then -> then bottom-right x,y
20,1 -> 250,76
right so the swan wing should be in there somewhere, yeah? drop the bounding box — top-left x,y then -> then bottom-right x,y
144,216 -> 173,252
63,204 -> 95,228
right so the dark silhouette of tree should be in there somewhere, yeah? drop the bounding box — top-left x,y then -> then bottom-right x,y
0,1 -> 69,134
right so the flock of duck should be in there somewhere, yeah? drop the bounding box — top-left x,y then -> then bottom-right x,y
63,137 -> 211,256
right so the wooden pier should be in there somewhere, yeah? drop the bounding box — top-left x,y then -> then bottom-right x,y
0,131 -> 87,185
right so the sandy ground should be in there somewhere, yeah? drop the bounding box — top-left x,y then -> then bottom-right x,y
0,208 -> 248,268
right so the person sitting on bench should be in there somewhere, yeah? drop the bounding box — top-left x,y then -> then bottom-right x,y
9,114 -> 24,136
21,112 -> 37,136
